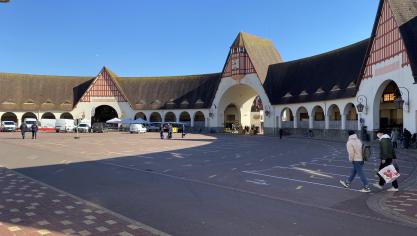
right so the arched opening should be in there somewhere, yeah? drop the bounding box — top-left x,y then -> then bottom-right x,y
92,105 -> 118,123
164,112 -> 176,123
22,112 -> 37,122
1,112 -> 18,123
312,106 -> 325,129
60,112 -> 73,119
250,96 -> 264,133
376,81 -> 403,132
344,103 -> 358,130
217,84 -> 263,134
328,104 -> 341,129
224,104 -> 240,132
41,112 -> 55,119
179,111 -> 191,127
134,112 -> 147,120
281,107 -> 294,128
194,111 -> 205,130
296,106 -> 309,128
150,112 -> 162,122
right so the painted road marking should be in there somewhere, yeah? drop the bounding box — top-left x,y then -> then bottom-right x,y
295,162 -> 411,174
208,175 -> 217,179
242,170 -> 362,192
246,179 -> 269,186
296,186 -> 303,190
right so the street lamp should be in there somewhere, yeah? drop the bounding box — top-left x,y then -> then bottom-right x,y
394,87 -> 410,112
356,95 -> 368,114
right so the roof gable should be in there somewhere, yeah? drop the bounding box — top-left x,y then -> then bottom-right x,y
222,32 -> 282,83
78,67 -> 129,103
358,0 -> 417,83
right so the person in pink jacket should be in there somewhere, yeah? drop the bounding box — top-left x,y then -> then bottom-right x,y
340,130 -> 371,192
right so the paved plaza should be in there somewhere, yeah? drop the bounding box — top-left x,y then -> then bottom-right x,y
0,132 -> 416,236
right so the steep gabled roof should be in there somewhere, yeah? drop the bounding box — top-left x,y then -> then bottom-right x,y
357,0 -> 417,84
223,32 -> 282,83
264,39 -> 369,105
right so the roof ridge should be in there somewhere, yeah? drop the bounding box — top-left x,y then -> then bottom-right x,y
272,39 -> 370,66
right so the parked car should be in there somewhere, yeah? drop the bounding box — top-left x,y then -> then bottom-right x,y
92,123 -> 105,133
55,119 -> 75,133
76,123 -> 91,133
1,121 -> 16,132
130,124 -> 147,133
24,118 -> 38,131
146,123 -> 160,132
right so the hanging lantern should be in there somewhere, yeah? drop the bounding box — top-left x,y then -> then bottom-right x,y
357,103 -> 364,113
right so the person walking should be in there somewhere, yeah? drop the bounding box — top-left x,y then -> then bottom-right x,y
31,123 -> 38,139
391,128 -> 399,149
168,124 -> 172,139
279,128 -> 283,139
340,130 -> 371,192
159,124 -> 164,140
19,123 -> 27,139
373,130 -> 399,192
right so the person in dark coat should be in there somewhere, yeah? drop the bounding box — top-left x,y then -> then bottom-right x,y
168,124 -> 172,139
19,123 -> 27,139
31,123 -> 38,139
403,128 -> 412,149
373,130 -> 399,191
279,128 -> 283,139
159,124 -> 164,140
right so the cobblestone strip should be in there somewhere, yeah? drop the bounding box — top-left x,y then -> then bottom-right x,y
0,167 -> 170,236
367,149 -> 417,227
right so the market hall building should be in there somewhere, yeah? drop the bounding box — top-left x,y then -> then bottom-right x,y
1,0 -> 417,137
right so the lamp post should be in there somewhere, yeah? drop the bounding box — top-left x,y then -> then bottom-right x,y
356,95 -> 368,141
394,87 -> 410,112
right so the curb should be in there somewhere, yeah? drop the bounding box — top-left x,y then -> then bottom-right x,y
367,150 -> 417,227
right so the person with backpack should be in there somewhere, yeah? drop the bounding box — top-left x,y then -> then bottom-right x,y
373,130 -> 399,192
340,130 -> 371,192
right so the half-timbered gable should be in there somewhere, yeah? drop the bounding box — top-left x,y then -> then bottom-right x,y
79,67 -> 128,103
361,0 -> 417,81
221,32 -> 282,83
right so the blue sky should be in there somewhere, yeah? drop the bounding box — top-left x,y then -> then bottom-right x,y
0,0 -> 379,77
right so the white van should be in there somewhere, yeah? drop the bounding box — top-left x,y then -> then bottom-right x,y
24,118 -> 38,131
55,119 -> 75,133
129,124 -> 147,134
1,121 -> 16,132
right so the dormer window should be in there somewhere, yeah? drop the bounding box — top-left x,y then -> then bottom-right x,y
24,99 -> 35,104
315,88 -> 325,94
347,82 -> 356,89
330,85 -> 341,92
283,92 -> 292,98
299,90 -> 308,96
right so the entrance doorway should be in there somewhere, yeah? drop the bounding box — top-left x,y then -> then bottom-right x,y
379,81 -> 403,132
92,105 -> 118,123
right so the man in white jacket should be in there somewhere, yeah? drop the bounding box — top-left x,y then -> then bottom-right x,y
340,130 -> 371,192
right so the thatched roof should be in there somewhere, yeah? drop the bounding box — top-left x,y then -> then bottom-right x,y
0,73 -> 93,111
0,70 -> 221,111
264,39 -> 369,105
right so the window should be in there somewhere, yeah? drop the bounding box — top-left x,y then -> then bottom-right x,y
383,93 -> 395,102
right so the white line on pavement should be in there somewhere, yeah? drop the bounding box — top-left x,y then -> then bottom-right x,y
242,170 -> 361,192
